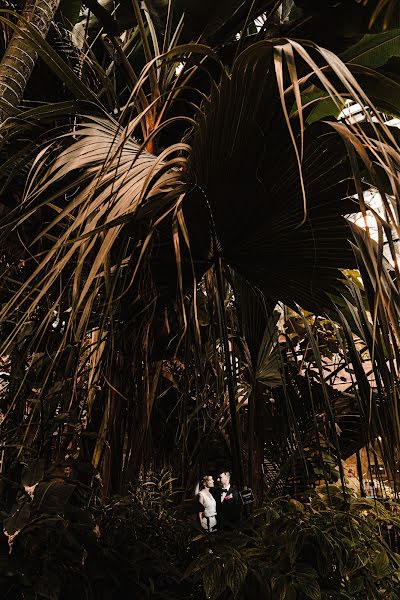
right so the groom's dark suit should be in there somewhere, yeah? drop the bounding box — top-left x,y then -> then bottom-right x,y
211,484 -> 240,527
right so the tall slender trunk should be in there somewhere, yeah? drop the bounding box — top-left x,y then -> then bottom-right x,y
0,0 -> 61,122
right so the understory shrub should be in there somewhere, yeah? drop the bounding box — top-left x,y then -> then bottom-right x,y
0,468 -> 201,600
189,485 -> 400,599
3,474 -> 400,600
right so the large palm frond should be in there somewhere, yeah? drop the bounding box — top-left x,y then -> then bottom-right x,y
0,115 -> 187,350
187,40 -> 400,310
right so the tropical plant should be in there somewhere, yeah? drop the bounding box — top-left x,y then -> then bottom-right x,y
0,0 -> 400,524
0,466 -> 201,600
190,486 -> 400,599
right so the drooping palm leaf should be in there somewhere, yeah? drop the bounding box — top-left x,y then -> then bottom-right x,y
0,115 -> 188,351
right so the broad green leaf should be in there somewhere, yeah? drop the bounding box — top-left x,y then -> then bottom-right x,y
299,39 -> 400,123
202,561 -> 226,600
273,578 -> 297,600
290,87 -> 344,124
348,576 -> 365,594
298,579 -> 321,600
303,69 -> 400,124
225,558 -> 247,598
293,566 -> 321,600
340,29 -> 400,67
358,70 -> 400,119
184,552 -> 213,576
286,530 -> 303,564
306,95 -> 344,125
371,549 -> 391,578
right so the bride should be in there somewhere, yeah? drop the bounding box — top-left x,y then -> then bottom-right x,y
198,474 -> 217,532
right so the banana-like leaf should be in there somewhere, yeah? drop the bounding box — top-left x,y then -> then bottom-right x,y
340,29 -> 400,67
293,27 -> 400,122
304,70 -> 400,123
302,92 -> 344,125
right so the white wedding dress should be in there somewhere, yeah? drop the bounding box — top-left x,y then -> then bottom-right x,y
199,490 -> 217,531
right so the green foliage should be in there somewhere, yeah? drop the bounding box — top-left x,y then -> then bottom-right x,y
0,470 -> 201,600
98,469 -> 193,567
190,488 -> 400,599
0,474 -> 101,600
302,28 -> 400,123
340,29 -> 400,68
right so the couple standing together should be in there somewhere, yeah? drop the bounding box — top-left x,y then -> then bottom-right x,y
198,470 -> 239,532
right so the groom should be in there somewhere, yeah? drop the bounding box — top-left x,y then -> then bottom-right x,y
213,470 -> 240,527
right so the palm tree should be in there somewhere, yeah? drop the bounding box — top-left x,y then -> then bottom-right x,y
0,0 -> 400,501
0,0 -> 63,122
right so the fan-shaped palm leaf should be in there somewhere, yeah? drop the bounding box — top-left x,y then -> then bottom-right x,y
187,40 -> 400,310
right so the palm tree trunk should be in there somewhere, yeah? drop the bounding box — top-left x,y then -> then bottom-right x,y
0,0 -> 61,123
